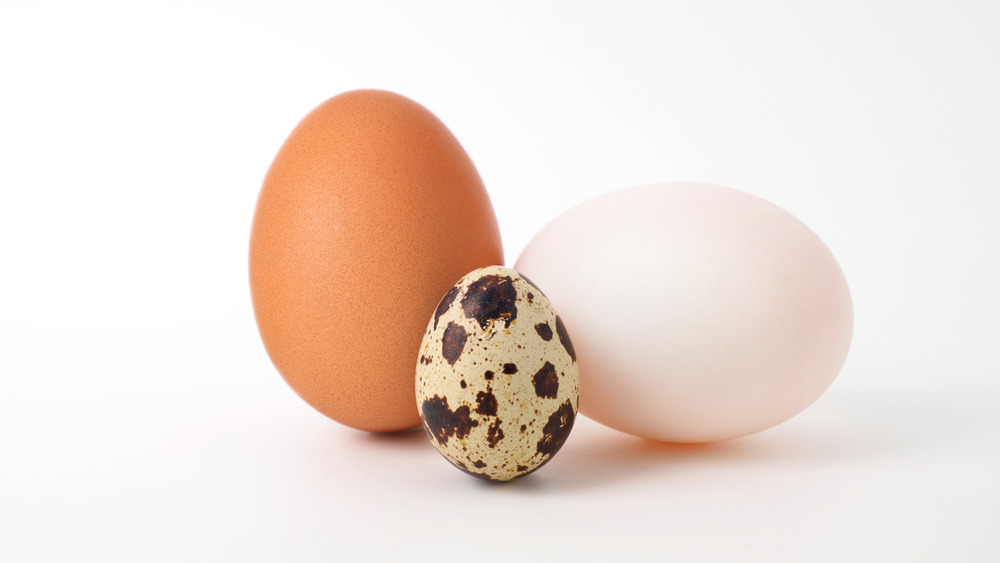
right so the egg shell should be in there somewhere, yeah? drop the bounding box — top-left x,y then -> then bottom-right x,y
416,266 -> 580,481
515,183 -> 853,443
250,90 -> 503,432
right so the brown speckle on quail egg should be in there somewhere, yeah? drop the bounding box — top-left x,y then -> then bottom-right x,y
415,266 -> 580,481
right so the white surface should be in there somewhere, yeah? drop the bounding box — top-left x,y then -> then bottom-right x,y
2,1 -> 998,561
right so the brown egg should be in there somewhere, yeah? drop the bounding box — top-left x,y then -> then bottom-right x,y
249,90 -> 503,432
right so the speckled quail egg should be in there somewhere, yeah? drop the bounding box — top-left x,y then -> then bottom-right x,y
415,266 -> 580,481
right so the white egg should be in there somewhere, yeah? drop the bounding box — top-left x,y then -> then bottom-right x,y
515,183 -> 853,443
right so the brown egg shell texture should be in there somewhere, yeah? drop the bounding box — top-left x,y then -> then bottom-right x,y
249,90 -> 503,432
416,266 -> 580,481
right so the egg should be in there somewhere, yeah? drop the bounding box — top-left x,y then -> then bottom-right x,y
249,90 -> 503,432
415,266 -> 580,481
515,183 -> 853,443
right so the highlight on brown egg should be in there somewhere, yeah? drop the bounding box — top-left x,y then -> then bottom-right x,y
249,90 -> 503,432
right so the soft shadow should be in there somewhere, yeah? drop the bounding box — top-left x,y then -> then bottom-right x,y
525,423 -> 749,492
349,425 -> 430,453
517,389 -> 985,492
327,388 -> 984,492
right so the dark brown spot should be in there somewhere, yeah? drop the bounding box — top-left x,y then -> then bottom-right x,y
532,361 -> 559,398
420,395 -> 478,445
502,363 -> 518,375
475,388 -> 498,416
520,424 -> 527,432
441,322 -> 467,365
518,273 -> 547,298
419,355 -> 433,365
456,461 -> 467,469
473,460 -> 487,469
433,286 -> 460,330
536,400 -> 575,457
534,322 -> 553,341
484,370 -> 494,380
526,292 -> 534,303
460,380 -> 467,389
461,275 -> 518,331
450,461 -> 503,482
555,316 -> 576,362
516,465 -> 528,472
487,418 -> 505,448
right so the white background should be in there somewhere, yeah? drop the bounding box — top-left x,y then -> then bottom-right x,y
2,1 -> 998,560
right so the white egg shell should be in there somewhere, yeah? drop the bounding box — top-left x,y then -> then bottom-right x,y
416,266 -> 580,481
515,183 -> 853,443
